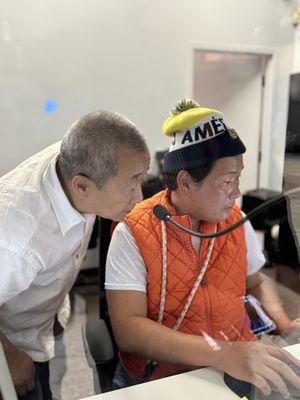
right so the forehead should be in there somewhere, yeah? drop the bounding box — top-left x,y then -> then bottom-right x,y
209,155 -> 244,177
115,148 -> 150,174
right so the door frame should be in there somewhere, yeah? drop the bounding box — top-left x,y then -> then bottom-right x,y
187,42 -> 277,189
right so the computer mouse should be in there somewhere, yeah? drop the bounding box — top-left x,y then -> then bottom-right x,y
224,363 -> 300,400
223,373 -> 253,398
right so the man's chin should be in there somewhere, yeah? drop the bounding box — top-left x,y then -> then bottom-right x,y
96,211 -> 127,221
204,213 -> 230,223
114,210 -> 132,221
218,207 -> 232,221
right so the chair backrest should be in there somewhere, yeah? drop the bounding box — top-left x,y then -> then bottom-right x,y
85,217 -> 119,393
83,318 -> 117,393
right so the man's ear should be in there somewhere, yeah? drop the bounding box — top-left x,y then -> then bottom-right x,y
71,175 -> 91,198
176,170 -> 194,193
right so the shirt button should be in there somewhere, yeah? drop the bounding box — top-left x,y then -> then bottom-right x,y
75,254 -> 79,259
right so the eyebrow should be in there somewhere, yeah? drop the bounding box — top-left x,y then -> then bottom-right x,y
226,167 -> 244,175
132,173 -> 142,179
132,170 -> 148,179
131,165 -> 150,180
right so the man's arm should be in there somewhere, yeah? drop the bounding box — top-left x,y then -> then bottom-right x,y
0,250 -> 42,395
0,330 -> 35,396
246,271 -> 300,336
107,289 -> 300,397
107,290 -> 221,366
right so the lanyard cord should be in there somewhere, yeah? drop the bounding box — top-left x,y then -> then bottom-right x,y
157,220 -> 168,324
143,221 -> 216,380
158,220 -> 216,330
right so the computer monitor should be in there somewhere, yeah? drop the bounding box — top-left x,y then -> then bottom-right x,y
283,73 -> 300,262
286,73 -> 300,154
285,189 -> 300,262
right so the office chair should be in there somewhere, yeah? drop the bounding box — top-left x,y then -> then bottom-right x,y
84,216 -> 118,393
242,190 -> 299,269
83,317 -> 116,393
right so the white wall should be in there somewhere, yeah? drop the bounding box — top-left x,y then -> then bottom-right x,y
0,0 -> 295,190
194,52 -> 264,195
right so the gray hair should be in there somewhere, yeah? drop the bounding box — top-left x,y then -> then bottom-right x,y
58,110 -> 148,188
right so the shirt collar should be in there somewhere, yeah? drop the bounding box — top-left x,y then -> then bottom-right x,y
43,155 -> 85,236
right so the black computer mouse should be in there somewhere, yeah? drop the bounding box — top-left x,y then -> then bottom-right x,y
223,373 -> 253,398
224,363 -> 300,400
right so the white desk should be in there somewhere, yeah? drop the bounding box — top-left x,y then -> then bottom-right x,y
81,344 -> 300,400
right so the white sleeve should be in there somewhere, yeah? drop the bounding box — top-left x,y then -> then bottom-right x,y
244,220 -> 266,276
0,248 -> 42,305
105,222 -> 147,292
104,219 -> 265,289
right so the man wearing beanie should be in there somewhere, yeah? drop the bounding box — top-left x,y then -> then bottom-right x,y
105,99 -> 300,397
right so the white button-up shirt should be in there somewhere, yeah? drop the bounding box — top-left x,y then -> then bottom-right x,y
0,142 -> 95,361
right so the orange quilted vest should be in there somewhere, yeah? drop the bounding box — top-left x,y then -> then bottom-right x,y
120,189 -> 255,381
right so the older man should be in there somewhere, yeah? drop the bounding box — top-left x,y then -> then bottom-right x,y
105,99 -> 300,398
0,110 -> 150,399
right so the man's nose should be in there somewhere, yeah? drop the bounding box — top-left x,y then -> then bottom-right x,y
231,182 -> 241,199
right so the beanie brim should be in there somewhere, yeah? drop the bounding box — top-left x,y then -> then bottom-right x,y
163,130 -> 246,174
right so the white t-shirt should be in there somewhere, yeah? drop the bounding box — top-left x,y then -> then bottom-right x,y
0,142 -> 95,361
105,219 -> 266,292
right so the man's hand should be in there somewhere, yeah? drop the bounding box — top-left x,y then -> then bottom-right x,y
218,340 -> 300,398
5,344 -> 35,396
